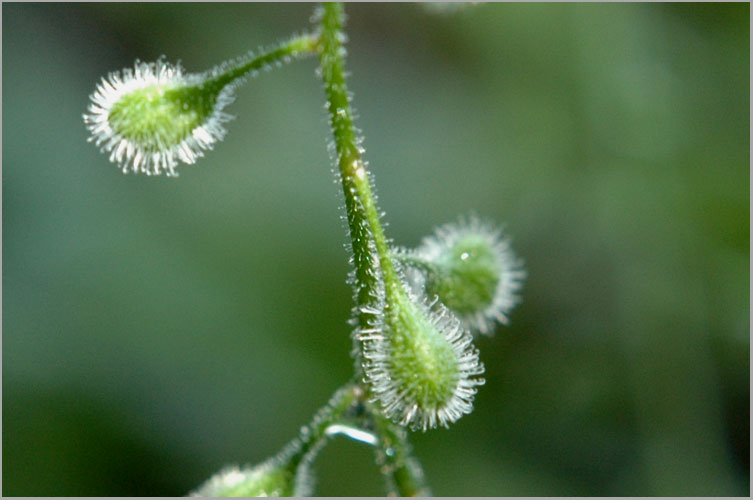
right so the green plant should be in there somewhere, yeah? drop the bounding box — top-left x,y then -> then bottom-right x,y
83,3 -> 524,496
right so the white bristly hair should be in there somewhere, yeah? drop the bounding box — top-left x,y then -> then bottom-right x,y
358,278 -> 485,432
83,57 -> 234,177
417,216 -> 526,335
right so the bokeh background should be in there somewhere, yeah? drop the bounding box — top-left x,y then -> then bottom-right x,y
3,2 -> 749,496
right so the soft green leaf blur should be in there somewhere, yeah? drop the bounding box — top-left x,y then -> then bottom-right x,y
3,3 -> 748,496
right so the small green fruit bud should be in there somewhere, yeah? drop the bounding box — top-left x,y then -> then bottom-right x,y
410,217 -> 525,335
83,58 -> 234,176
190,457 -> 311,497
84,36 -> 316,177
359,280 -> 485,431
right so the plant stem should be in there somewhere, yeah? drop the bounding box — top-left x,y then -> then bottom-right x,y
205,33 -> 318,93
370,407 -> 433,497
283,382 -> 359,470
393,251 -> 442,276
317,1 -> 383,335
316,3 -> 406,303
316,3 -> 430,496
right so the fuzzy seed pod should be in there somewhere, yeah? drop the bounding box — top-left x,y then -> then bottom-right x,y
84,36 -> 315,177
83,57 -> 236,176
359,278 -> 485,432
408,216 -> 525,335
190,455 -> 312,497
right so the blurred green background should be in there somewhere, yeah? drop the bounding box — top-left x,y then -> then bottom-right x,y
3,2 -> 749,496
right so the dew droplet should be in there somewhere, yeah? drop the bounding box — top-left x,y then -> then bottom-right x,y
325,424 -> 377,446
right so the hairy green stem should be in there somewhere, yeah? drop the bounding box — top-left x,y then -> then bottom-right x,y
317,3 -> 405,307
316,3 -> 430,496
317,1 -> 383,334
393,251 -> 442,276
370,407 -> 433,497
284,382 -> 360,471
204,34 -> 318,94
